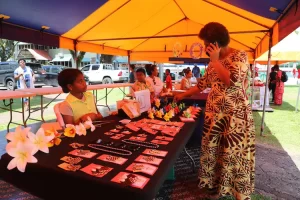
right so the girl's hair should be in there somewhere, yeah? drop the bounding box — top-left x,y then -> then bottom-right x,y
184,68 -> 191,76
130,64 -> 135,70
58,68 -> 83,93
145,64 -> 156,76
135,67 -> 146,75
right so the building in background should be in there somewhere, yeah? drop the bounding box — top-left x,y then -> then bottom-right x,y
14,42 -> 100,68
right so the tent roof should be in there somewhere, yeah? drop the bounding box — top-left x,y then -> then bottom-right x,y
257,27 -> 300,62
0,0 -> 296,62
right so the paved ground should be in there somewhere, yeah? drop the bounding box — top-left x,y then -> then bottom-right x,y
255,143 -> 300,200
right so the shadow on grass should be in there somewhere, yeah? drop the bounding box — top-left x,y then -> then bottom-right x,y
270,101 -> 297,112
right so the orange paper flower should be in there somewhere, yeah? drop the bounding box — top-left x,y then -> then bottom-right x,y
64,125 -> 76,138
148,112 -> 154,119
45,127 -> 62,147
48,137 -> 62,147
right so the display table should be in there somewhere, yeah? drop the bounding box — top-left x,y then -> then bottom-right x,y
252,86 -> 269,108
0,113 -> 201,200
0,90 -> 36,132
15,83 -> 133,123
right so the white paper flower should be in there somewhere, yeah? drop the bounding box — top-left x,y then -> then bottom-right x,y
84,117 -> 95,132
6,126 -> 31,145
28,128 -> 54,154
169,109 -> 175,117
152,107 -> 156,113
160,108 -> 164,115
76,123 -> 87,136
7,143 -> 38,173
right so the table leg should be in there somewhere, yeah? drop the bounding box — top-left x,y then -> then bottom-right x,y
7,99 -> 14,133
40,95 -> 45,122
21,97 -> 26,127
94,89 -> 98,102
105,88 -> 110,111
25,97 -> 32,127
184,147 -> 195,173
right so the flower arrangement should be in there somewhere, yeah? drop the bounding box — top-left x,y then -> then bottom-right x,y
155,109 -> 164,118
5,117 -> 96,173
182,105 -> 202,118
147,101 -> 186,121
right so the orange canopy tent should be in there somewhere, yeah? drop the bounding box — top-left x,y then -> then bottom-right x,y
1,0 -> 300,134
0,0 -> 299,63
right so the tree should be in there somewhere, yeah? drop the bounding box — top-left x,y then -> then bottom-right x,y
100,54 -> 114,63
0,39 -> 19,62
69,50 -> 86,68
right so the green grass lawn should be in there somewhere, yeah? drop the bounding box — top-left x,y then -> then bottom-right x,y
93,87 -> 129,105
253,85 -> 300,154
0,96 -> 53,114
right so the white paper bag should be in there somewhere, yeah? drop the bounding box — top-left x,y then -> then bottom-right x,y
134,90 -> 151,113
116,99 -> 141,119
122,102 -> 140,119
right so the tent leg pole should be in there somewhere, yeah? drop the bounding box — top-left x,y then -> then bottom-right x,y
128,51 -> 131,95
251,60 -> 256,106
296,83 -> 300,112
260,29 -> 273,136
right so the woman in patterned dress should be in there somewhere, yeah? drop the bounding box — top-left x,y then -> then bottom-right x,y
175,22 -> 255,200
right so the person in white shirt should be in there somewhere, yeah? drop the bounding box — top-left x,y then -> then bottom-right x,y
180,68 -> 193,90
14,59 -> 35,110
145,64 -> 166,97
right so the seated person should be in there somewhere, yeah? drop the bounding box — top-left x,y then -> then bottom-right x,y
180,68 -> 192,90
131,67 -> 155,101
145,64 -> 166,97
57,68 -> 103,125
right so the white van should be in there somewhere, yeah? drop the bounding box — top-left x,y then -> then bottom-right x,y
81,63 -> 129,84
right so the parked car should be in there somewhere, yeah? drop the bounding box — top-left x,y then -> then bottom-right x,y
42,65 -> 89,87
81,63 -> 129,84
26,62 -> 47,88
0,62 -> 46,90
